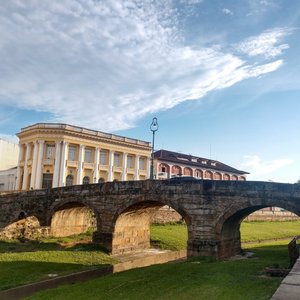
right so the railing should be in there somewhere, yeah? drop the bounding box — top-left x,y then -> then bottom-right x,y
20,123 -> 151,147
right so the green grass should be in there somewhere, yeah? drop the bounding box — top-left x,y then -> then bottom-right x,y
25,243 -> 289,300
150,221 -> 300,250
1,220 -> 300,295
0,238 -> 115,291
241,221 -> 300,242
150,223 -> 187,250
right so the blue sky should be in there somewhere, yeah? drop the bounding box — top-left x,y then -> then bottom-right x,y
0,0 -> 299,182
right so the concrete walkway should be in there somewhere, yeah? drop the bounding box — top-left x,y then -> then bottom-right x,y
272,257 -> 300,300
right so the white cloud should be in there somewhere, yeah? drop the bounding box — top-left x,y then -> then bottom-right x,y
222,8 -> 233,16
236,27 -> 294,58
0,1 -> 293,132
240,155 -> 293,182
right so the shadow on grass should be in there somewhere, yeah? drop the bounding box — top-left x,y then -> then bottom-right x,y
0,260 -> 112,291
0,240 -> 109,253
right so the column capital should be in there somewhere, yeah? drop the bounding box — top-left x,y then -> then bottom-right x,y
37,140 -> 44,144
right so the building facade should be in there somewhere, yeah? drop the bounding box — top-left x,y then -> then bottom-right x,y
0,139 -> 19,171
154,149 -> 248,180
0,167 -> 17,192
16,123 -> 152,190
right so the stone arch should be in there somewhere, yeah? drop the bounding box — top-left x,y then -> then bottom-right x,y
48,199 -> 100,237
214,172 -> 222,180
204,170 -> 213,179
111,198 -> 191,255
239,176 -> 246,181
172,165 -> 182,176
215,201 -> 300,259
183,167 -> 193,176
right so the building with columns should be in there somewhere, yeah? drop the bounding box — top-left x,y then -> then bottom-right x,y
16,123 -> 152,190
154,149 -> 248,180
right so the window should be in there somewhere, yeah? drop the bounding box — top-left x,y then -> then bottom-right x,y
84,148 -> 92,163
83,176 -> 90,184
114,153 -> 120,167
100,151 -> 107,165
139,157 -> 146,170
68,146 -> 77,161
127,155 -> 133,168
66,175 -> 73,186
42,174 -> 53,189
46,144 -> 55,159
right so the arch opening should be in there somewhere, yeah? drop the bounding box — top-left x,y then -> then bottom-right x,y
112,201 -> 189,255
217,205 -> 300,259
50,202 -> 97,238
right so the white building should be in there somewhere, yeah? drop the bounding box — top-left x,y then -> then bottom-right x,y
0,167 -> 17,192
0,139 -> 19,170
16,123 -> 152,190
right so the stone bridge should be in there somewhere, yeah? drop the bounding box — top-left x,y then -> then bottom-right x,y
1,180 -> 300,259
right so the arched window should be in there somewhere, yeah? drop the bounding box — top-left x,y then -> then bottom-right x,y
232,175 -> 238,181
239,176 -> 246,181
82,176 -> 90,185
214,172 -> 222,180
66,175 -> 73,186
172,165 -> 182,176
223,174 -> 230,180
195,169 -> 203,178
98,177 -> 105,183
184,167 -> 193,176
205,170 -> 213,179
159,163 -> 169,173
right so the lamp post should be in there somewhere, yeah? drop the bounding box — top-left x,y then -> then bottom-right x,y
150,117 -> 159,180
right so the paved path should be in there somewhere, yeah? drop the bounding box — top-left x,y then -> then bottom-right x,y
272,257 -> 300,300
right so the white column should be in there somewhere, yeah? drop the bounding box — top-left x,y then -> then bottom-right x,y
93,147 -> 100,183
168,164 -> 173,179
35,140 -> 45,189
22,143 -> 31,190
134,155 -> 140,180
30,141 -> 39,189
77,144 -> 84,184
108,150 -> 114,181
122,152 -> 128,181
16,144 -> 25,190
59,141 -> 68,186
52,141 -> 61,188
147,157 -> 151,179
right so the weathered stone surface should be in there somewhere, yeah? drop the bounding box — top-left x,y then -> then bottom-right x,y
0,180 -> 300,258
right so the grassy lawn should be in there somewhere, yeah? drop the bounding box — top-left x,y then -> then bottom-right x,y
25,243 -> 289,300
0,233 -> 115,291
1,220 -> 299,297
150,220 -> 300,250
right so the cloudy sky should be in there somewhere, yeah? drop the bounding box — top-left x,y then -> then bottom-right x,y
0,0 -> 299,182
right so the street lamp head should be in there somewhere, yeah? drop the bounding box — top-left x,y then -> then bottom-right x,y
150,117 -> 159,132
